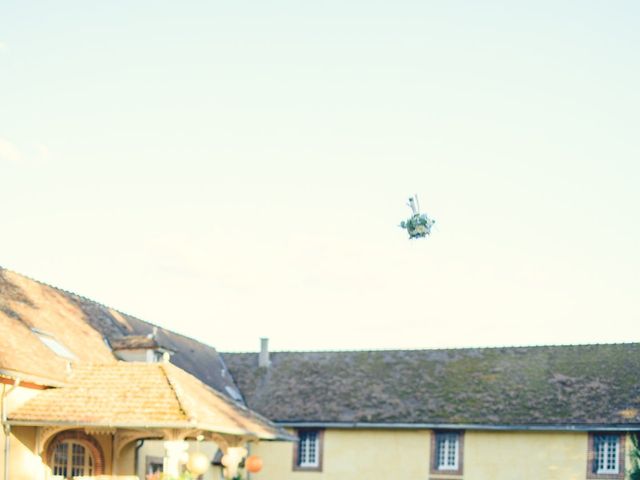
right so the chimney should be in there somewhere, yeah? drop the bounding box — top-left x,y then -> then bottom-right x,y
259,337 -> 270,368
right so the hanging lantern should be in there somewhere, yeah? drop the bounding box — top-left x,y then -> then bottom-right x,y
187,451 -> 210,475
245,455 -> 263,473
400,195 -> 435,239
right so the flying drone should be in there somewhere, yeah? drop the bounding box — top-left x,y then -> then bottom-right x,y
400,195 -> 435,239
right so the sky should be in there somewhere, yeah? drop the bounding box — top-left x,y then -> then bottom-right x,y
1,1 -> 639,353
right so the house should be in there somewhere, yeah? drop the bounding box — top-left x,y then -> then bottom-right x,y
0,268 -> 287,480
4,265 -> 640,480
223,340 -> 640,480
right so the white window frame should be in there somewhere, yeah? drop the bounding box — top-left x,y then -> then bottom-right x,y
435,432 -> 460,471
594,434 -> 620,474
297,430 -> 320,468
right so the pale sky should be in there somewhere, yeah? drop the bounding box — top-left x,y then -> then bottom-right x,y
1,1 -> 639,352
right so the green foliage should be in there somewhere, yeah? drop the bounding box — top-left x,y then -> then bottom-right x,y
629,433 -> 640,480
154,473 -> 195,480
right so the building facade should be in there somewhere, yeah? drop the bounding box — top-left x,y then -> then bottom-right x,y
3,266 -> 640,480
224,342 -> 640,480
0,268 -> 284,480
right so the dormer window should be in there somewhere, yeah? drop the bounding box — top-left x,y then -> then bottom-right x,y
109,335 -> 174,363
32,329 -> 77,360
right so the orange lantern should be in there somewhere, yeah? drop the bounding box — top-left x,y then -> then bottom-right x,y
245,455 -> 263,473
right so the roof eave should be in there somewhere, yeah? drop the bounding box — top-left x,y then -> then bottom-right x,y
0,368 -> 65,388
6,419 -> 275,438
276,421 -> 640,432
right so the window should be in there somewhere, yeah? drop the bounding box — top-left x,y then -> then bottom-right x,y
298,430 -> 319,467
52,440 -> 95,479
589,433 -> 624,479
293,429 -> 323,471
431,431 -> 463,475
145,455 -> 164,476
595,435 -> 619,473
47,431 -> 104,479
32,329 -> 77,360
436,432 -> 459,470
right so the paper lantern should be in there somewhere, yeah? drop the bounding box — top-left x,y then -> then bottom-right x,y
246,455 -> 263,473
187,451 -> 210,475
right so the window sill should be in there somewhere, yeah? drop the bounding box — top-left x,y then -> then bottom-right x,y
430,467 -> 463,477
587,474 -> 624,480
293,466 -> 323,472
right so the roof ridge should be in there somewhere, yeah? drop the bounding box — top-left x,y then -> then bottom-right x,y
221,341 -> 640,355
159,362 -> 197,424
162,361 -> 287,437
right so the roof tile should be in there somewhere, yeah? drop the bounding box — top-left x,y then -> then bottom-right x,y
9,362 -> 283,439
223,345 -> 640,426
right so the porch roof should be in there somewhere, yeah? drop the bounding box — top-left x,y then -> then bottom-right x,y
8,361 -> 286,440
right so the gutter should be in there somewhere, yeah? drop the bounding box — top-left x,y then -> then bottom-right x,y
0,368 -> 62,388
2,377 -> 21,480
277,421 -> 640,432
134,439 -> 145,476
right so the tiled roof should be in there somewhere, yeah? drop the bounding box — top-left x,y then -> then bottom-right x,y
0,269 -> 115,384
8,361 -> 283,439
0,267 -> 241,400
223,345 -> 640,427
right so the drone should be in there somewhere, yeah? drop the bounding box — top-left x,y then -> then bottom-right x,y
400,195 -> 435,239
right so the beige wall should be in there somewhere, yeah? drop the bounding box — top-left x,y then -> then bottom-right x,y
466,431 -> 586,480
251,428 -> 630,480
1,384 -> 44,480
1,422 -> 632,480
6,426 -> 40,480
253,429 -> 431,480
116,440 -> 136,476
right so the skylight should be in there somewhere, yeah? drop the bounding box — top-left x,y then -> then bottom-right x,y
32,329 -> 77,360
225,385 -> 244,403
